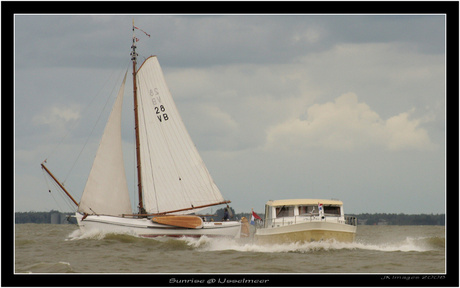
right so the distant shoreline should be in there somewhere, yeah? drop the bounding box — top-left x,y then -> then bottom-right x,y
14,210 -> 445,225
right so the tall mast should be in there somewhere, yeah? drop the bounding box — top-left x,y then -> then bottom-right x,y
131,20 -> 145,215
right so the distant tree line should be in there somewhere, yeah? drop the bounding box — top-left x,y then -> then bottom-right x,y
348,213 -> 445,225
15,210 -> 76,224
15,210 -> 445,225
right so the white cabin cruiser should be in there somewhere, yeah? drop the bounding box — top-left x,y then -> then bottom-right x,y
255,199 -> 357,243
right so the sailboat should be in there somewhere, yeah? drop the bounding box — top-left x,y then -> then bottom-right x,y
41,22 -> 241,238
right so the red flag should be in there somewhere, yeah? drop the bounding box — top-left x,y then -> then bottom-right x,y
250,211 -> 261,225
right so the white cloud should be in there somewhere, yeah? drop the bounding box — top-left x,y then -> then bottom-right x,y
167,62 -> 318,151
265,92 -> 436,152
33,105 -> 80,125
32,105 -> 81,136
384,109 -> 435,151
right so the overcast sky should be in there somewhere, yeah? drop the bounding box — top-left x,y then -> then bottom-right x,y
14,14 -> 446,214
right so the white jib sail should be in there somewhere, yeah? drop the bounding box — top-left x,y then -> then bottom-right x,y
136,56 -> 225,214
78,72 -> 132,216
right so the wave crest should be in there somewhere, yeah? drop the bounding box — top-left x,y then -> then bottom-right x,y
66,228 -> 444,253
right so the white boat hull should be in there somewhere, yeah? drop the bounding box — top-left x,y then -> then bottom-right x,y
255,221 -> 357,244
76,213 -> 241,238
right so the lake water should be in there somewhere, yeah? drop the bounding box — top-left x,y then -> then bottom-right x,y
13,224 -> 447,286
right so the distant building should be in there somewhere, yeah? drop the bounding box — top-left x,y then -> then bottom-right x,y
377,219 -> 388,225
50,212 -> 61,224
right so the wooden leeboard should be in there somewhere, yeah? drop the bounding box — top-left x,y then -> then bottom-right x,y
151,215 -> 203,229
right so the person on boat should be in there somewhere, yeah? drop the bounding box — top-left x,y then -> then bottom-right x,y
228,205 -> 233,219
240,217 -> 250,238
223,207 -> 229,221
222,205 -> 233,221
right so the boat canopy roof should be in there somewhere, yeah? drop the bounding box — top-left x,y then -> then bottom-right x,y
265,199 -> 343,207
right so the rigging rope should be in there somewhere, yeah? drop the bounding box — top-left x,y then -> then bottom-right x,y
43,60 -> 130,164
41,168 -> 75,212
41,59 -> 131,213
62,62 -> 131,184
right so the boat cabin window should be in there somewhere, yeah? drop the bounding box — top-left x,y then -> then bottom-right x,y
324,206 -> 341,215
276,206 -> 294,217
299,205 -> 317,215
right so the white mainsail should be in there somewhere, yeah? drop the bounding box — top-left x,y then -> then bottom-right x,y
136,56 -> 225,214
78,73 -> 132,216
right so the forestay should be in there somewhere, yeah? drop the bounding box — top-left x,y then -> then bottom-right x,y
136,56 -> 225,214
78,73 -> 133,216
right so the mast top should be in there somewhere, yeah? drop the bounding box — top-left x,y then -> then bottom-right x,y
130,21 -> 138,63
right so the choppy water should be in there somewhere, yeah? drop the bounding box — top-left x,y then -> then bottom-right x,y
15,224 -> 445,276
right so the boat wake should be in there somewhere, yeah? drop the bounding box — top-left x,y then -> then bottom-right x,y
66,228 -> 444,253
183,235 -> 444,253
353,236 -> 445,252
65,228 -> 138,241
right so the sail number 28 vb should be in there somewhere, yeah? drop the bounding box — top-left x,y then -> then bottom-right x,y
150,88 -> 169,122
